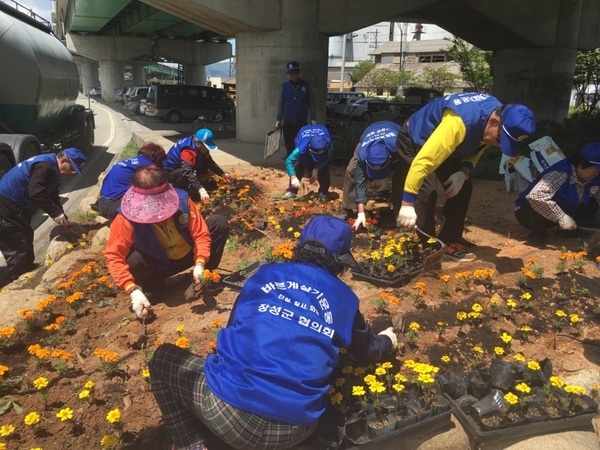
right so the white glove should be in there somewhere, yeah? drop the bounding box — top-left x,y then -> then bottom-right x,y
310,120 -> 317,125
198,188 -> 210,202
290,176 -> 300,189
53,213 -> 69,227
352,212 -> 367,231
193,264 -> 205,284
443,171 -> 467,198
398,205 -> 417,229
378,327 -> 398,349
558,214 -> 577,230
309,168 -> 319,184
275,120 -> 282,129
223,173 -> 232,183
130,289 -> 152,319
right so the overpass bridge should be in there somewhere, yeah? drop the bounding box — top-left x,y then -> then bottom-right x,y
55,0 -> 600,144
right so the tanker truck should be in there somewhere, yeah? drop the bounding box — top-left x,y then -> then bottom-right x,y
0,1 -> 95,176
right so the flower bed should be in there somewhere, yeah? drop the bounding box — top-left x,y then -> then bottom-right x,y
438,358 -> 598,444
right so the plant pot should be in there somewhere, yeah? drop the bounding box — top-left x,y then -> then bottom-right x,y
489,359 -> 517,391
395,412 -> 419,430
367,413 -> 397,439
430,394 -> 451,415
472,389 -> 506,419
343,414 -> 369,445
438,371 -> 467,399
468,370 -> 491,398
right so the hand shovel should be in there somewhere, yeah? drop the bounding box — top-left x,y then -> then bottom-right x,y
184,282 -> 203,302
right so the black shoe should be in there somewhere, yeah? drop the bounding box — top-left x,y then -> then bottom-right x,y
456,237 -> 476,248
527,234 -> 548,248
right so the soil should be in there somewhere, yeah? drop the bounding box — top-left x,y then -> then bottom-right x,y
2,161 -> 600,450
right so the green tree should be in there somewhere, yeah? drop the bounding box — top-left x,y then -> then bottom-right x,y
350,60 -> 375,83
572,49 -> 600,114
414,66 -> 458,95
447,37 -> 493,93
358,68 -> 412,96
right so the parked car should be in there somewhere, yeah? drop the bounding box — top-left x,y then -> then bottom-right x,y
344,98 -> 389,120
88,87 -> 101,96
124,86 -> 149,115
330,97 -> 359,116
114,87 -> 127,103
326,91 -> 365,115
139,99 -> 147,115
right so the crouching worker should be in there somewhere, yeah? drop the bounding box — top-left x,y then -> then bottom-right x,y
284,124 -> 332,201
104,166 -> 229,320
149,215 -> 397,450
515,142 -> 600,247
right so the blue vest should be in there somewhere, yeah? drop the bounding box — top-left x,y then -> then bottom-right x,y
0,153 -> 59,214
99,155 -> 154,199
408,93 -> 501,158
164,135 -> 197,172
281,79 -> 311,122
516,159 -> 600,217
204,263 -> 359,426
118,189 -> 193,270
357,121 -> 400,160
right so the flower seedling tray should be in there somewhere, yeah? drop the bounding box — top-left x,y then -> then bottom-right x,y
351,265 -> 423,288
222,260 -> 268,292
446,395 -> 597,445
347,410 -> 453,449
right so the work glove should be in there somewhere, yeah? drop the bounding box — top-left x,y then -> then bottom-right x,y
130,289 -> 152,320
53,213 -> 69,227
378,327 -> 398,349
290,176 -> 300,189
275,120 -> 282,129
193,263 -> 205,284
310,120 -> 317,125
558,214 -> 577,230
398,205 -> 417,229
198,188 -> 210,202
443,171 -> 467,198
352,212 -> 367,231
309,168 -> 319,184
223,173 -> 232,183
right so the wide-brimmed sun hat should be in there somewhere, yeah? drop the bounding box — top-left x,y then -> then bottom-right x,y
500,104 -> 536,157
358,142 -> 391,180
120,182 -> 179,224
299,215 -> 360,271
63,148 -> 87,176
308,135 -> 330,164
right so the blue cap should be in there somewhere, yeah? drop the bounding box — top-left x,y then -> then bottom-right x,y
308,135 -> 330,164
299,215 -> 360,270
500,104 -> 536,156
286,61 -> 300,74
195,128 -> 218,151
358,142 -> 391,180
63,148 -> 86,175
579,142 -> 600,170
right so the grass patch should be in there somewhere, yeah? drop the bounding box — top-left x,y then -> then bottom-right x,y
119,140 -> 139,161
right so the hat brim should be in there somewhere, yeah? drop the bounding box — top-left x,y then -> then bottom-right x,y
334,252 -> 362,272
365,164 -> 390,180
69,160 -> 83,176
121,185 -> 180,224
309,148 -> 329,164
287,69 -> 300,74
499,131 -> 519,157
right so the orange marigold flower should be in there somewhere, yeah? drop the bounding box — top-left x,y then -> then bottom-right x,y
18,308 -> 35,320
66,291 -> 85,304
175,337 -> 189,349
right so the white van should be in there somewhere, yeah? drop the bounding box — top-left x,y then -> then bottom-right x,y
326,91 -> 365,114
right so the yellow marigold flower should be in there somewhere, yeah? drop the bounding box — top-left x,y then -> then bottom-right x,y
368,380 -> 386,393
24,411 -> 40,426
550,376 -> 564,388
44,323 -> 60,331
564,385 -> 586,396
0,424 -> 14,437
520,292 -> 532,300
515,382 -> 531,394
175,337 -> 189,349
33,377 -> 49,390
0,326 -> 15,338
79,389 -> 90,399
381,362 -> 393,369
467,312 -> 480,320
489,296 -> 499,304
375,367 -> 386,376
106,408 -> 121,424
0,365 -> 8,378
142,368 -> 150,379
472,346 -> 484,354
456,311 -> 467,321
520,325 -> 533,332
294,231 -> 300,238
175,324 -> 185,334
555,310 -> 567,318
494,347 -> 504,356
84,380 -> 95,389
394,373 -> 408,382
440,275 -> 450,283
570,314 -> 579,323
504,392 -> 519,405
392,383 -> 405,392
527,361 -> 540,371
363,374 -> 377,385
441,355 -> 451,363
500,332 -> 512,344
101,434 -> 120,448
56,407 -> 73,421
513,353 -> 526,362
387,264 -> 395,272
352,385 -> 366,396
409,322 -> 420,331
506,299 -> 517,308
330,392 -> 343,405
471,303 -> 483,312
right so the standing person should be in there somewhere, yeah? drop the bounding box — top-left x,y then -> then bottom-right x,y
341,121 -> 405,230
97,142 -> 167,221
148,215 -> 397,450
396,93 -> 536,261
164,129 -> 231,203
284,124 -> 332,200
0,148 -> 87,281
275,61 -> 317,156
104,166 -> 229,320
515,142 -> 600,247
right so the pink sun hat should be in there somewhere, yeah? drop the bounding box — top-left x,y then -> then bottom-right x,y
120,182 -> 179,224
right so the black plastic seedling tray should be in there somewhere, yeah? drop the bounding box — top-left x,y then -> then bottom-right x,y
222,260 -> 268,292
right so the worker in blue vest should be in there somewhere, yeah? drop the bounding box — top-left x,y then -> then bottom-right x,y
148,215 -> 396,450
97,142 -> 166,221
275,61 -> 317,156
515,142 -> 600,247
164,129 -> 231,203
396,93 -> 535,262
284,124 -> 332,200
0,148 -> 87,281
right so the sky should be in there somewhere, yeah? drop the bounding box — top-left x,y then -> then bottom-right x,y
6,0 -> 53,21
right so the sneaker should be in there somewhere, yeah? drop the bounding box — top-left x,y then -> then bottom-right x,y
456,237 -> 476,248
443,243 -> 476,262
316,192 -> 329,202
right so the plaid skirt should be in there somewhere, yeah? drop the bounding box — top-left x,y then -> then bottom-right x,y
149,344 -> 316,450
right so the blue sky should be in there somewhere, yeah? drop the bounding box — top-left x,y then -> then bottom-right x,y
12,0 -> 52,20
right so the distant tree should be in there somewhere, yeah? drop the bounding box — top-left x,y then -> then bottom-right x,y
350,60 -> 376,83
572,49 -> 600,114
447,37 -> 492,93
359,68 -> 412,96
414,66 -> 458,95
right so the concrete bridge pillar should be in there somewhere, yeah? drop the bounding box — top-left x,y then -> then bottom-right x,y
78,60 -> 98,95
184,64 -> 207,85
98,60 -> 123,102
235,0 -> 329,144
131,63 -> 146,86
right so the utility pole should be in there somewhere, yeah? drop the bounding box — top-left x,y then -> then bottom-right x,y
339,33 -> 347,92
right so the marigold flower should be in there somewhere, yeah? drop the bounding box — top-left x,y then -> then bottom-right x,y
0,365 -> 9,377
392,383 -> 405,392
175,337 -> 189,349
564,385 -> 586,396
409,322 -> 420,332
56,407 -> 73,421
440,275 -> 450,283
211,319 -> 223,328
504,392 -> 519,405
500,332 -> 512,344
101,434 -> 120,448
363,374 -> 376,385
494,347 -> 504,356
33,377 -> 49,390
515,382 -> 531,394
513,353 -> 526,362
175,324 -> 185,334
18,308 -> 35,320
352,385 -> 366,396
0,326 -> 15,338
330,392 -> 343,405
472,346 -> 484,354
381,362 -> 393,369
570,314 -> 580,324
520,325 -> 533,332
527,361 -> 540,371
368,380 -> 386,393
550,376 -> 564,388
142,368 -> 150,379
555,310 -> 567,318
471,303 -> 483,312
441,355 -> 451,363
520,292 -> 532,300
506,299 -> 517,309
84,380 -> 95,389
106,408 -> 121,424
24,411 -> 40,426
335,377 -> 346,387
0,424 -> 15,437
